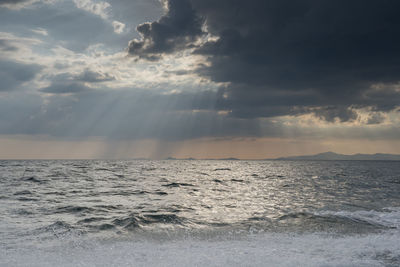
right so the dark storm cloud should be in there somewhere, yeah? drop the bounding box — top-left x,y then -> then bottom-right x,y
128,0 -> 204,60
128,0 -> 400,122
0,60 -> 42,91
313,106 -> 358,123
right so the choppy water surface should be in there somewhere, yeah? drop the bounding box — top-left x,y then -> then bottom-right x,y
1,160 -> 399,266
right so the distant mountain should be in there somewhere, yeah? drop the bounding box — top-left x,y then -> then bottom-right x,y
216,157 -> 240,161
275,152 -> 400,161
164,157 -> 240,160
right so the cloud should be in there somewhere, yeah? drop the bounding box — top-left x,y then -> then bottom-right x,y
1,87 -> 399,142
0,39 -> 18,51
112,20 -> 125,34
128,0 -> 400,122
1,0 -> 400,145
0,32 -> 42,55
0,60 -> 42,91
313,106 -> 358,123
0,0 -> 28,6
106,0 -> 162,36
0,0 -> 37,9
0,1 -> 117,52
75,68 -> 115,83
0,0 -> 28,3
367,112 -> 386,125
39,69 -> 114,94
31,27 -> 48,36
128,0 -> 204,60
40,82 -> 90,94
73,0 -> 110,19
0,88 -> 260,139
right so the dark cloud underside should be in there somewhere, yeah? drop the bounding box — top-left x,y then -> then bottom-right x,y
0,60 -> 42,91
1,88 -> 399,141
0,0 -> 28,4
40,69 -> 115,94
128,0 -> 204,60
128,0 -> 400,121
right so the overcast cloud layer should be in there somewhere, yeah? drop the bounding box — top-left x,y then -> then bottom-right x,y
129,0 -> 400,122
0,0 -> 399,148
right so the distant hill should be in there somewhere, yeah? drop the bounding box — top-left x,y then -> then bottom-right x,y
164,157 -> 240,160
275,152 -> 400,161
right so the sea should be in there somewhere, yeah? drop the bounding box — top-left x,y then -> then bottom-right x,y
0,159 -> 399,266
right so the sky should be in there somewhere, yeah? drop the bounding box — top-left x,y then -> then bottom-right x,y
0,0 -> 400,159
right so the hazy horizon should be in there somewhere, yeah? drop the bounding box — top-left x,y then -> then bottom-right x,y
1,146 -> 400,160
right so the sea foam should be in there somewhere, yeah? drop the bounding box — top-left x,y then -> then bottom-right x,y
1,231 -> 400,267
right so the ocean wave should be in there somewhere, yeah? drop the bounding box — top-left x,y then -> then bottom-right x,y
241,208 -> 400,234
110,213 -> 188,231
54,206 -> 95,214
13,190 -> 32,195
21,176 -> 44,183
315,207 -> 400,229
162,182 -> 195,187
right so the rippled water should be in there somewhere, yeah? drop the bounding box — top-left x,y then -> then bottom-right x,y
1,160 -> 399,266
